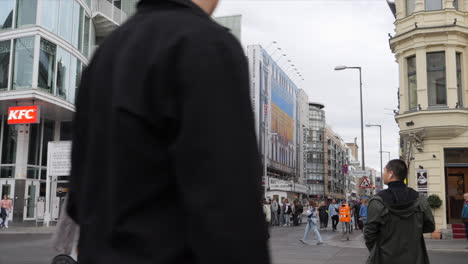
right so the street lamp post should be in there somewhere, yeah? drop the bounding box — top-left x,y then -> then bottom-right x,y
335,66 -> 365,170
366,124 -> 382,190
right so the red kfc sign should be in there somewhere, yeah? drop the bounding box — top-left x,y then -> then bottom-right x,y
8,106 -> 40,124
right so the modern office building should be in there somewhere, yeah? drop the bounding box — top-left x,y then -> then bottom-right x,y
247,45 -> 308,201
324,126 -> 349,200
304,102 -> 326,198
213,15 -> 242,42
388,0 -> 468,235
0,0 -> 130,223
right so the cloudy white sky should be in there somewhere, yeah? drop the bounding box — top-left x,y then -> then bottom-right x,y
214,0 -> 400,172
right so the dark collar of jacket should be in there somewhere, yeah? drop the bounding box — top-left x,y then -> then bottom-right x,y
387,181 -> 406,189
137,0 -> 209,19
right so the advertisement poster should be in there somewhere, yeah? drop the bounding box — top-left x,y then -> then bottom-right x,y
417,169 -> 428,195
271,77 -> 296,169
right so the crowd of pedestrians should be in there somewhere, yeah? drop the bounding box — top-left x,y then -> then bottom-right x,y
263,197 -> 369,230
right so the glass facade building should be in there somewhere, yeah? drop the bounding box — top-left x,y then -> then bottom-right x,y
304,103 -> 326,196
0,0 -> 130,223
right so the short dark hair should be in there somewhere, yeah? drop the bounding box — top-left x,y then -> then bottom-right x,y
385,159 -> 408,181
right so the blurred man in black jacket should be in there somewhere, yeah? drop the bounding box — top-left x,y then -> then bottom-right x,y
67,0 -> 270,263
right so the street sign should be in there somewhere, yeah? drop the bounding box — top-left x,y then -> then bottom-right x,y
359,176 -> 372,188
351,169 -> 370,177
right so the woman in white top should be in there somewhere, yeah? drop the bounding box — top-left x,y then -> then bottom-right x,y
300,201 -> 323,245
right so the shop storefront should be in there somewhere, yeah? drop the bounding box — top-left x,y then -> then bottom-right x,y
0,102 -> 73,223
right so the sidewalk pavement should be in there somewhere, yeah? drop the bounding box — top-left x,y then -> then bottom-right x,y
307,224 -> 468,253
0,223 -> 56,235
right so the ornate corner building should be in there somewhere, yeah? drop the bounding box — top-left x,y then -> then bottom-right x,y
388,0 -> 468,233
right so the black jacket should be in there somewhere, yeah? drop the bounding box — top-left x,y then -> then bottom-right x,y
364,182 -> 435,264
67,0 -> 270,263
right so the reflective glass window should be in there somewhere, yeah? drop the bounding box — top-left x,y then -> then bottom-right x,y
426,0 -> 442,11
12,37 -> 35,90
40,0 -> 60,34
0,0 -> 14,30
69,56 -> 77,103
57,48 -> 70,99
427,52 -> 447,106
38,38 -> 57,93
0,40 -> 11,91
407,56 -> 417,110
59,0 -> 74,43
60,121 -> 72,141
41,120 -> 55,166
2,119 -> 17,165
454,0 -> 459,9
78,7 -> 84,51
16,0 -> 38,27
83,15 -> 90,57
71,1 -> 81,48
28,123 -> 41,166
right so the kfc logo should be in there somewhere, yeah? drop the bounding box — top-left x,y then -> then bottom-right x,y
8,106 -> 40,124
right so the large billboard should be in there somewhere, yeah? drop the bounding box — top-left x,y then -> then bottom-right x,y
271,81 -> 294,144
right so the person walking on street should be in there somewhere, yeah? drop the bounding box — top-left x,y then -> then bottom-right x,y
271,199 -> 279,226
292,200 -> 303,226
263,199 -> 271,226
0,195 -> 12,229
462,193 -> 468,249
353,200 -> 361,230
66,0 -> 271,263
364,159 -> 435,264
296,200 -> 304,225
318,201 -> 328,230
359,199 -> 368,225
328,199 -> 339,231
300,201 -> 323,245
283,199 -> 292,226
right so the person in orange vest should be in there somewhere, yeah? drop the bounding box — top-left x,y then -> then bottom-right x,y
339,201 -> 351,223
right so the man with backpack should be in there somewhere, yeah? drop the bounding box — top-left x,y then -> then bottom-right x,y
364,159 -> 435,264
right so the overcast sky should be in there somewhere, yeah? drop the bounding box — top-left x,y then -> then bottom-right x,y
214,0 -> 400,172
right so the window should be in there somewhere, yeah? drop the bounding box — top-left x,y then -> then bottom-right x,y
407,56 -> 417,110
16,0 -> 37,27
69,56 -> 78,103
60,121 -> 73,141
40,0 -> 60,34
71,2 -> 82,49
426,0 -> 442,11
12,37 -> 35,90
456,53 -> 463,107
83,15 -> 90,57
0,0 -> 14,30
427,52 -> 447,106
0,40 -> 10,90
28,123 -> 42,166
2,118 -> 17,165
38,38 -> 57,93
57,48 -> 70,99
454,0 -> 459,9
41,120 -> 55,166
406,0 -> 415,15
59,0 -> 74,43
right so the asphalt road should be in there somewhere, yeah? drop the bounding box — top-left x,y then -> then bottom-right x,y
0,226 -> 467,264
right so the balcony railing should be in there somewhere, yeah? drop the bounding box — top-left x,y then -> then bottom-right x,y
92,0 -> 128,25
